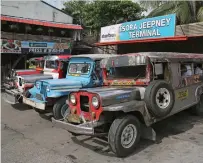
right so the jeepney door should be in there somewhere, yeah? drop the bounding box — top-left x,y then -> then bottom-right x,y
91,61 -> 102,86
169,62 -> 198,114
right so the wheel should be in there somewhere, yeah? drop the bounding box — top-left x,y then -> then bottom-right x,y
24,90 -> 32,107
144,80 -> 175,118
34,108 -> 46,114
190,94 -> 203,116
53,97 -> 70,120
108,115 -> 141,157
24,90 -> 31,98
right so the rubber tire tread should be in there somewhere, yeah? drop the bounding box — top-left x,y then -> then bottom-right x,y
144,80 -> 175,118
24,90 -> 31,98
53,97 -> 68,120
108,115 -> 141,157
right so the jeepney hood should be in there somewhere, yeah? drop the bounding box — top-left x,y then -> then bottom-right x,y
15,69 -> 35,72
80,86 -> 146,106
15,69 -> 41,76
19,74 -> 53,83
40,79 -> 83,89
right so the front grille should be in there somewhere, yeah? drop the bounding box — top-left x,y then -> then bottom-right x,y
36,93 -> 43,101
19,78 -> 22,86
40,85 -> 47,94
80,95 -> 89,112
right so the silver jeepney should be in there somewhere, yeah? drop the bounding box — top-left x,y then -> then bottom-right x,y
52,52 -> 203,157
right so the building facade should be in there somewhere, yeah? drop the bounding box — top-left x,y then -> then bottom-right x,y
1,0 -> 82,79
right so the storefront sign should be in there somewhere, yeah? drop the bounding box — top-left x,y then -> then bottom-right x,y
21,41 -> 72,54
100,14 -> 176,43
1,39 -> 21,53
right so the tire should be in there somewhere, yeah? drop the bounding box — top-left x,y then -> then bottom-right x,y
24,90 -> 31,98
23,90 -> 32,107
108,115 -> 141,157
144,80 -> 175,118
190,94 -> 203,116
53,97 -> 70,120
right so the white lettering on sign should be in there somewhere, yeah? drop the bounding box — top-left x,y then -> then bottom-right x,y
100,14 -> 175,42
28,48 -> 64,53
129,29 -> 161,39
120,18 -> 171,32
120,18 -> 171,40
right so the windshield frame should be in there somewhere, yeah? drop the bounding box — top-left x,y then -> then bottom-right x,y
44,60 -> 59,70
102,63 -> 151,86
105,65 -> 147,80
67,62 -> 93,76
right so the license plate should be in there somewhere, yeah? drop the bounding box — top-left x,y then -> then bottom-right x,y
67,114 -> 81,124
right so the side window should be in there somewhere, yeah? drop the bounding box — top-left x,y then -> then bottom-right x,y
194,63 -> 203,76
180,63 -> 193,77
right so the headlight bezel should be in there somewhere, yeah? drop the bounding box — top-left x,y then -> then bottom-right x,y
69,94 -> 77,105
36,82 -> 40,89
46,85 -> 50,92
92,96 -> 100,109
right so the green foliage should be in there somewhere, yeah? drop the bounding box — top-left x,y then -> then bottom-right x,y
63,0 -> 144,33
141,1 -> 203,24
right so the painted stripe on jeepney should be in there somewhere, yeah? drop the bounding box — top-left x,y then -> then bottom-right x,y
50,86 -> 81,90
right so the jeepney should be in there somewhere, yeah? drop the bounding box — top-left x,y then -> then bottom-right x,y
52,52 -> 203,157
23,54 -> 117,119
3,55 -> 71,104
3,57 -> 44,90
27,57 -> 44,70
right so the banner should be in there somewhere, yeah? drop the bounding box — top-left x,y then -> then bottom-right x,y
1,39 -> 21,53
21,41 -> 72,54
100,14 -> 176,43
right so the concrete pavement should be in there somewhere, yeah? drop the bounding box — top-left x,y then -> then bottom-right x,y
1,98 -> 203,163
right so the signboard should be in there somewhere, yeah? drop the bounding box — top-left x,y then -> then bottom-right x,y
100,24 -> 121,42
21,41 -> 72,54
100,14 -> 176,43
1,39 -> 21,53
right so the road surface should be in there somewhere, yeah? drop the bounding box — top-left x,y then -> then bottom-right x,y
1,98 -> 203,163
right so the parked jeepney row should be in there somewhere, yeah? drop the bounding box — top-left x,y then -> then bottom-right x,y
3,52 -> 203,157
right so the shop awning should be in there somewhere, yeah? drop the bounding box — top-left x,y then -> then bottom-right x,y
1,15 -> 83,30
95,36 -> 190,46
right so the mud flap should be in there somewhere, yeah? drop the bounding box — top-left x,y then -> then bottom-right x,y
140,123 -> 156,141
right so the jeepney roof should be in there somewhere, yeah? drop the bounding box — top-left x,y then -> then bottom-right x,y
43,55 -> 71,61
100,52 -> 203,68
70,54 -> 118,61
28,57 -> 43,61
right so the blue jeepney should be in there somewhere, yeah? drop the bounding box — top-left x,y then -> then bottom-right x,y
23,54 -> 116,119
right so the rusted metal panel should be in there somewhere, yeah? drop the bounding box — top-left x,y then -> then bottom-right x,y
176,22 -> 203,36
100,52 -> 203,68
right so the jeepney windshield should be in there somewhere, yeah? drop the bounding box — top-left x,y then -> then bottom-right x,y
29,61 -> 37,68
68,63 -> 91,75
45,60 -> 59,69
36,60 -> 44,68
106,65 -> 146,79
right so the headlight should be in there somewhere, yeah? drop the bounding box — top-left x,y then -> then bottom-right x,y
46,85 -> 50,92
36,83 -> 40,89
70,94 -> 76,105
92,96 -> 99,108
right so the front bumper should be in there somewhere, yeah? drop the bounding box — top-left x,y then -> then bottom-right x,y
23,97 -> 46,110
2,89 -> 21,104
3,83 -> 15,90
52,118 -> 105,136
